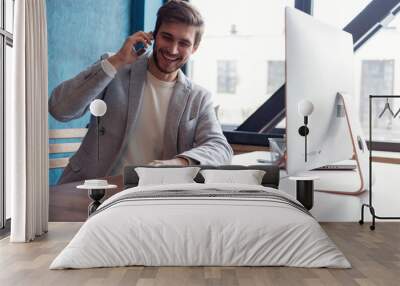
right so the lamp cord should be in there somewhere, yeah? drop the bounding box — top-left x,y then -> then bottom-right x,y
305,133 -> 307,162
97,117 -> 100,161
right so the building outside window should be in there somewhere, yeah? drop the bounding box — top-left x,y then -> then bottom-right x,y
217,60 -> 237,94
360,60 -> 395,133
266,60 -> 285,95
189,0 -> 294,125
354,16 -> 400,143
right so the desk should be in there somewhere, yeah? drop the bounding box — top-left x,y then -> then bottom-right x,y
49,175 -> 123,222
233,151 -> 366,222
50,152 -> 395,222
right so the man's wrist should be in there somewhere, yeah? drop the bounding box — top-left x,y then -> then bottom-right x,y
175,157 -> 190,166
101,59 -> 117,78
108,54 -> 126,70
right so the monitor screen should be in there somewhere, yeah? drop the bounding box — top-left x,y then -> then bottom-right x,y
285,7 -> 354,175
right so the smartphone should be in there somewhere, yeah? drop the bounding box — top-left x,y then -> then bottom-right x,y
133,32 -> 153,56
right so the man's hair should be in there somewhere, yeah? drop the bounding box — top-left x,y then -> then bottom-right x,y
153,0 -> 204,48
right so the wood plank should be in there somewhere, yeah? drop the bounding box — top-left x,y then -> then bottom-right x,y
372,156 -> 400,165
49,142 -> 81,154
49,128 -> 87,139
231,144 -> 269,155
49,157 -> 69,169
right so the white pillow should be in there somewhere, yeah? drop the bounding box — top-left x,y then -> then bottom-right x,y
135,167 -> 201,186
200,169 -> 266,185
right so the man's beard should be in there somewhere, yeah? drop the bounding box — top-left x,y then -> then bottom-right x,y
152,44 -> 185,74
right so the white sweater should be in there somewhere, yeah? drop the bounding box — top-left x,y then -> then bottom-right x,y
110,70 -> 176,175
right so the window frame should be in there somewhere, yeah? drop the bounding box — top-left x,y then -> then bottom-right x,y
0,0 -> 4,230
1,0 -> 13,231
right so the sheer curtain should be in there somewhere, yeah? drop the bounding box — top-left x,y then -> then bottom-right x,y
8,0 -> 49,242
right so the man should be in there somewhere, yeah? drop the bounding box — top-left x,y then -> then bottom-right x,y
49,0 -> 233,184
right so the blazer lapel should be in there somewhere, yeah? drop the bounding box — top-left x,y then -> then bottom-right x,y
162,70 -> 192,159
107,55 -> 147,173
125,56 -> 147,138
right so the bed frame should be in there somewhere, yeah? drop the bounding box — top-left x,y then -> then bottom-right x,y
123,165 -> 280,189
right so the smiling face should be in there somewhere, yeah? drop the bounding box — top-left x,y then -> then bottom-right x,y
150,22 -> 198,80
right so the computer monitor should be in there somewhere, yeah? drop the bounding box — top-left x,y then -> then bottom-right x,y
285,7 -> 368,189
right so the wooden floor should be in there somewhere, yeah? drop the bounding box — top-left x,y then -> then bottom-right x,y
1,222 -> 399,286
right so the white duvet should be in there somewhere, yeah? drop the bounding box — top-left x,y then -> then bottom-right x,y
50,183 -> 350,269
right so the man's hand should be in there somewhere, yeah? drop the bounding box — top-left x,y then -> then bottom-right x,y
149,158 -> 189,166
108,31 -> 153,70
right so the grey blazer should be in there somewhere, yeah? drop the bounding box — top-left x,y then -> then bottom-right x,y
49,53 -> 233,184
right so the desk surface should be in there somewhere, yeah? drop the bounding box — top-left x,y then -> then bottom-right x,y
233,151 -> 362,191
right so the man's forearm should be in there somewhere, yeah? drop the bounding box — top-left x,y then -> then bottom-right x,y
49,59 -> 114,122
149,157 -> 190,166
176,155 -> 198,165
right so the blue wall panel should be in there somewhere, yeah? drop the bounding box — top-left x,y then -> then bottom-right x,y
130,0 -> 163,33
47,0 -> 132,185
144,0 -> 163,32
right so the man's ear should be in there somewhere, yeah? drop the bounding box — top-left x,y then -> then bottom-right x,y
192,45 -> 199,54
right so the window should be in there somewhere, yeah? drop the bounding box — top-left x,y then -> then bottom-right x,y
189,0 -> 295,125
360,60 -> 395,133
312,0 -> 372,29
312,0 -> 400,148
217,60 -> 237,94
267,60 -> 285,94
355,13 -> 400,143
1,0 -> 14,229
300,0 -> 400,145
189,0 -> 400,150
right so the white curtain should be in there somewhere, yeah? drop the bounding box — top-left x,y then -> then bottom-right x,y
9,0 -> 49,242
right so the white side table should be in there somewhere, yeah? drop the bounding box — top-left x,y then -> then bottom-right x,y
288,176 -> 319,210
77,183 -> 117,216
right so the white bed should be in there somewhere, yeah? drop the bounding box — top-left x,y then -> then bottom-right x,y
50,183 -> 350,269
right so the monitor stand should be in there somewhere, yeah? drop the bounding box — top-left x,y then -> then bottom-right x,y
316,92 -> 369,195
